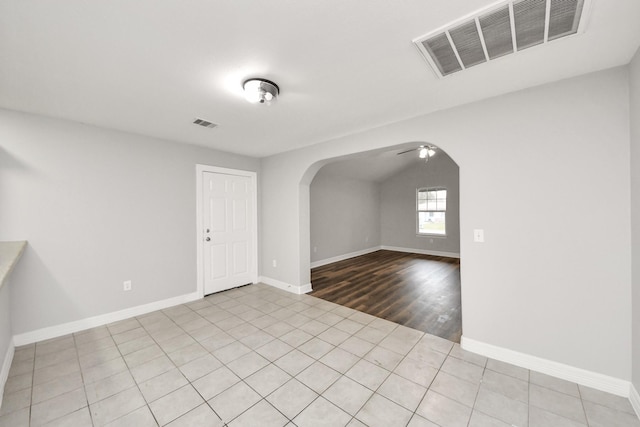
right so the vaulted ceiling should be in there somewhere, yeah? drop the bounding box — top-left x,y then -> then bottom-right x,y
1,1 -> 639,157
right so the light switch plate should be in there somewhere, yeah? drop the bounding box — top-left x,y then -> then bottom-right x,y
473,229 -> 484,243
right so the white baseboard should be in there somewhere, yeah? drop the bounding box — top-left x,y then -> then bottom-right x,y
309,245 -> 460,269
299,283 -> 313,294
259,276 -> 312,295
380,245 -> 460,259
0,338 -> 15,412
630,384 -> 640,419
461,336 -> 630,397
13,292 -> 201,347
310,246 -> 382,269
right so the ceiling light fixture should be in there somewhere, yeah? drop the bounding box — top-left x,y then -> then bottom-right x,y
398,145 -> 438,162
243,78 -> 279,105
418,145 -> 437,162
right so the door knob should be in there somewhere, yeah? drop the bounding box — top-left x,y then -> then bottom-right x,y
205,237 -> 211,241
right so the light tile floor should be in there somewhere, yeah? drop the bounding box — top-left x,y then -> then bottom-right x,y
1,284 -> 639,426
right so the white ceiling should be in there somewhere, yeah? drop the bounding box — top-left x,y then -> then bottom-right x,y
314,144 -> 457,183
316,148 -> 423,183
1,1 -> 639,158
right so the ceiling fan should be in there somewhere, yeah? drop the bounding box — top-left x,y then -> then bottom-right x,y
397,145 -> 437,161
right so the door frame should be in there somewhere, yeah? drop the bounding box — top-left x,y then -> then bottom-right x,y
196,164 -> 258,298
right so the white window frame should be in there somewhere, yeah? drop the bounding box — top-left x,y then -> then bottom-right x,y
417,187 -> 447,236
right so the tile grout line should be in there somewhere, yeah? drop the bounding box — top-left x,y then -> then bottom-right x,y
72,332 -> 94,427
142,287 -> 316,425
6,284 -> 638,427
216,296 -> 336,425
203,290 -> 376,425
110,314 -> 164,426
170,292 -> 414,426
28,343 -> 35,426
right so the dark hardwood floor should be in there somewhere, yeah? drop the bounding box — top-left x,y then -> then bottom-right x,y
310,250 -> 462,342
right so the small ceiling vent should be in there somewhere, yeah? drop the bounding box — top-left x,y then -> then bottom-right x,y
193,118 -> 218,129
414,0 -> 588,78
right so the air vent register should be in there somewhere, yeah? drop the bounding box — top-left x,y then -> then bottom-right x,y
414,0 -> 588,78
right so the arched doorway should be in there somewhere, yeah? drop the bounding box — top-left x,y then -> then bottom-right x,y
302,143 -> 462,342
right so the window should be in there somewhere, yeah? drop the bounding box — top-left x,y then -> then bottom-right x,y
417,188 -> 446,235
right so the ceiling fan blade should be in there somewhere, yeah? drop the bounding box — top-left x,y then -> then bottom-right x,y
396,148 -> 417,155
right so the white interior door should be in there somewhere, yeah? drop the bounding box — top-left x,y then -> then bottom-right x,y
203,171 -> 255,295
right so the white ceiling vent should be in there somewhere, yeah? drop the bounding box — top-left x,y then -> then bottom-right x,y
414,0 -> 588,78
193,118 -> 218,129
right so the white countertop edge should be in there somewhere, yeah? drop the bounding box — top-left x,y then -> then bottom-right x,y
0,241 -> 27,289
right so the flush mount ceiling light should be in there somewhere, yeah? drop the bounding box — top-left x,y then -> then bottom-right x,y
243,78 -> 279,105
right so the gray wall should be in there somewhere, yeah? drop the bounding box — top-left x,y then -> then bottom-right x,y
0,109 -> 259,335
631,48 -> 640,393
261,67 -> 632,380
380,151 -> 459,255
310,151 -> 459,263
310,172 -> 380,263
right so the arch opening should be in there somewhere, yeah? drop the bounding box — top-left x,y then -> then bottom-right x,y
300,142 -> 462,342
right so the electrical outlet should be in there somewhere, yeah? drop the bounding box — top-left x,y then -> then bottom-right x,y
123,280 -> 132,291
272,259 -> 277,268
473,229 -> 485,243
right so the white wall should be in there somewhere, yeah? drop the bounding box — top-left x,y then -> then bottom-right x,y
630,47 -> 640,392
310,172 -> 380,263
261,67 -> 632,381
0,109 -> 259,335
380,151 -> 459,255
